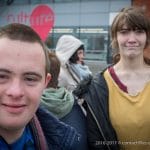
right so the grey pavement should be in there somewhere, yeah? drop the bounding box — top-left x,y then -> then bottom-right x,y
85,60 -> 109,75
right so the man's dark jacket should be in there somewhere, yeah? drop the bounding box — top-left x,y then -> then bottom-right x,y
35,106 -> 80,150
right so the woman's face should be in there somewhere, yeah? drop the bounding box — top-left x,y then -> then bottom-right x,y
117,25 -> 147,59
76,49 -> 84,64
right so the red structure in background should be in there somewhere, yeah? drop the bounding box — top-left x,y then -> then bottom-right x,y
132,0 -> 150,62
30,5 -> 54,41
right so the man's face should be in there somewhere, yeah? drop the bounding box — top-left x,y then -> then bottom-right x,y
0,38 -> 50,133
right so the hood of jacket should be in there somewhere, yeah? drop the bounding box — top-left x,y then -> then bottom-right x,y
55,35 -> 83,66
41,87 -> 74,119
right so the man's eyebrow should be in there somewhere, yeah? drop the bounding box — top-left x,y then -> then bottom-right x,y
0,68 -> 11,73
0,69 -> 43,78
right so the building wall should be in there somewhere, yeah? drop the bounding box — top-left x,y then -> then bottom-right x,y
132,0 -> 150,16
132,0 -> 150,60
0,0 -> 131,27
0,0 -> 132,63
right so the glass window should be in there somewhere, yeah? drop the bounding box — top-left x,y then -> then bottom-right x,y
47,26 -> 110,62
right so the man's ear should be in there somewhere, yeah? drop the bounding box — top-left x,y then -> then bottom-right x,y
45,73 -> 51,88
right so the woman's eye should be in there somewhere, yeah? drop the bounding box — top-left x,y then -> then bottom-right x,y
135,29 -> 145,33
119,29 -> 129,34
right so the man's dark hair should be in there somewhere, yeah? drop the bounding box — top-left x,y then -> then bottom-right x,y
0,23 -> 50,74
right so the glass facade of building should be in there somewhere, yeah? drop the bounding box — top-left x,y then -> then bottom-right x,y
47,26 -> 109,61
0,0 -> 131,64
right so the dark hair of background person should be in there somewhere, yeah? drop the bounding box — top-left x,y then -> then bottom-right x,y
45,37 -> 51,48
47,52 -> 61,88
69,45 -> 84,64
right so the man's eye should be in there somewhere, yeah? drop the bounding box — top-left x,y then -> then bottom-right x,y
25,77 -> 38,82
24,74 -> 41,85
0,74 -> 9,83
0,74 -> 9,79
0,74 -> 8,79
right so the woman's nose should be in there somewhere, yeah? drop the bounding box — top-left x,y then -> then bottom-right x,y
128,32 -> 137,42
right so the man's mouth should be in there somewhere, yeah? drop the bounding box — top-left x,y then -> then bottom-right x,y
2,103 -> 26,114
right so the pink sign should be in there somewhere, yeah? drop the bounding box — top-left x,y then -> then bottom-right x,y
30,5 -> 54,41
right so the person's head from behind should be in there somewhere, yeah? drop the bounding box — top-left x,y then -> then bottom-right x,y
47,52 -> 61,88
0,23 -> 51,143
111,6 -> 150,63
69,45 -> 85,65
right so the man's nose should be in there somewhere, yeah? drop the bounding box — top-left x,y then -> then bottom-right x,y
6,79 -> 24,98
